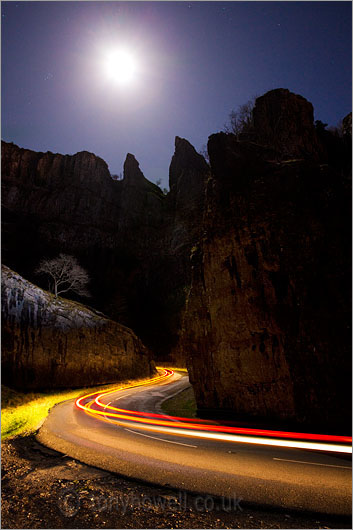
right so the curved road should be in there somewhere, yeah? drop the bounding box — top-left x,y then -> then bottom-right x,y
38,370 -> 352,517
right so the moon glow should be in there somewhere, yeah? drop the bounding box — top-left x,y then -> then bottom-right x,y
104,49 -> 137,85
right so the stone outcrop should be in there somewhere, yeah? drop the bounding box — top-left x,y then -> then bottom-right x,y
1,142 -> 163,258
252,88 -> 325,160
1,142 -> 167,353
169,136 -> 209,219
1,137 -> 208,360
118,153 -> 164,243
1,265 -> 154,390
160,138 -> 210,362
178,123 -> 351,431
115,139 -> 209,358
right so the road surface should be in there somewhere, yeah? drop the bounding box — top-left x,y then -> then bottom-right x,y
38,370 -> 352,517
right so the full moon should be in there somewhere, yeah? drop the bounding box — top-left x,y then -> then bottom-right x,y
104,49 -> 137,85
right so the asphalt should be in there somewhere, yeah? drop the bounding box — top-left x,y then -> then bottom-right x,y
37,371 -> 352,517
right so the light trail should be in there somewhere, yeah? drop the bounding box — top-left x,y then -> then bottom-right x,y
75,368 -> 352,454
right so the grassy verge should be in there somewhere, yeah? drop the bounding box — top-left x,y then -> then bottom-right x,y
161,387 -> 198,419
157,366 -> 188,373
1,372 -> 157,441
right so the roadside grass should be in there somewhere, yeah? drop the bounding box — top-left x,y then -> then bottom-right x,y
1,372 -> 159,441
157,366 -> 188,373
161,387 -> 198,419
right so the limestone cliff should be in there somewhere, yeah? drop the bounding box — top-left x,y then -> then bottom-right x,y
1,142 -> 166,354
2,265 -> 154,390
161,137 -> 210,361
179,101 -> 351,430
1,138 -> 208,360
1,142 -> 164,265
2,88 -> 351,429
252,88 -> 325,160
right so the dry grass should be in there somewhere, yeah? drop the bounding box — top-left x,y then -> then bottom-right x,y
1,371 -> 157,440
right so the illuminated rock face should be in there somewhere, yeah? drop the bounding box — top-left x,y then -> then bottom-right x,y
1,137 -> 209,360
1,265 -> 154,390
179,128 -> 351,430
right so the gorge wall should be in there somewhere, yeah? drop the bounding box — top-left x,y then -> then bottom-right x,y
179,89 -> 351,431
2,265 -> 154,390
2,137 -> 209,359
2,88 -> 351,429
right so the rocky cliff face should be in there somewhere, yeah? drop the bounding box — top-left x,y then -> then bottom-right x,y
2,88 -> 351,429
1,142 -> 164,264
178,94 -> 351,430
161,138 -> 210,361
2,265 -> 154,390
1,137 -> 208,360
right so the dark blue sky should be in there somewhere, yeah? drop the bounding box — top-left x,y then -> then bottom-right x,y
2,1 -> 352,188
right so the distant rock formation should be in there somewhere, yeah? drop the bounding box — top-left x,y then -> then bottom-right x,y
123,153 -> 150,185
169,136 -> 209,246
163,137 -> 210,362
1,265 -> 154,390
1,137 -> 208,360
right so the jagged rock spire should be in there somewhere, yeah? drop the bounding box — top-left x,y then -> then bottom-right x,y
123,153 -> 146,184
169,136 -> 209,192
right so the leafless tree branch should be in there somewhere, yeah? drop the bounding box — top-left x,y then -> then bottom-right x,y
35,254 -> 90,298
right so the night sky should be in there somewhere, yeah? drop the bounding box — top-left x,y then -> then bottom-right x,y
2,1 -> 352,188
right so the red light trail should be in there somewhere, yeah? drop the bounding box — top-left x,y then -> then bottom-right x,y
76,369 -> 352,454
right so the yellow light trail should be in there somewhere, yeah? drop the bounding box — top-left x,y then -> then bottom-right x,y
75,369 -> 352,454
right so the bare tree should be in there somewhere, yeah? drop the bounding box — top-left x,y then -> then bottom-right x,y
224,97 -> 256,137
35,254 -> 90,298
